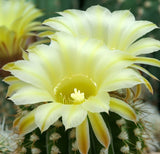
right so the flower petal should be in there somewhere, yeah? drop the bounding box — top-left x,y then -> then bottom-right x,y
110,97 -> 137,122
127,38 -> 160,56
3,76 -> 19,85
125,88 -> 133,101
135,57 -> 160,67
85,5 -> 111,42
35,103 -> 63,132
3,61 -> 51,89
9,84 -> 53,105
101,68 -> 144,92
82,91 -> 110,113
3,76 -> 25,96
88,113 -> 110,148
44,5 -> 158,55
3,43 -> 64,89
141,77 -> 153,94
76,118 -> 90,154
62,105 -> 87,129
92,51 -> 136,85
131,64 -> 159,80
27,44 -> 64,87
119,21 -> 157,51
104,10 -> 135,49
44,16 -> 77,36
15,110 -> 37,135
134,84 -> 142,99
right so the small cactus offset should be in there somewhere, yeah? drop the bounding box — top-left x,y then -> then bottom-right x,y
1,1 -> 160,154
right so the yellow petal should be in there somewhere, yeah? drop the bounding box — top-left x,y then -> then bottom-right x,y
110,97 -> 137,122
6,82 -> 24,97
17,110 -> 37,135
3,60 -> 52,89
85,5 -> 111,40
3,76 -> 21,96
93,52 -> 136,86
22,48 -> 29,60
135,57 -> 160,67
76,118 -> 90,154
124,88 -> 133,101
124,85 -> 142,101
127,38 -> 160,56
82,91 -> 110,113
3,79 -> 27,97
44,5 -> 157,54
105,10 -> 134,49
38,30 -> 55,38
9,84 -> 53,105
87,5 -> 111,15
131,65 -> 153,93
119,21 -> 157,51
101,68 -> 144,92
125,84 -> 142,101
134,84 -> 142,99
35,103 -> 63,132
13,116 -> 22,128
3,76 -> 19,84
4,76 -> 54,104
131,64 -> 159,80
142,77 -> 153,94
88,113 -> 110,148
62,105 -> 87,130
44,17 -> 76,36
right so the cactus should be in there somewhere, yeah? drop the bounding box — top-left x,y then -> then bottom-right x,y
1,1 -> 160,154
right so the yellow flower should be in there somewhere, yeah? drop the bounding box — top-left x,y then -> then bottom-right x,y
43,5 -> 160,82
0,0 -> 43,72
3,33 -> 146,153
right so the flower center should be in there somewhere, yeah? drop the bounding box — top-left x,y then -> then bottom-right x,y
54,75 -> 97,104
71,88 -> 85,103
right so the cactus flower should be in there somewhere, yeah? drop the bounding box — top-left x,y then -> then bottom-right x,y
0,0 -> 43,76
3,33 -> 147,153
44,5 -> 160,82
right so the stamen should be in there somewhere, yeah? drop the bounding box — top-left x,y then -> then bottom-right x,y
71,88 -> 85,103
